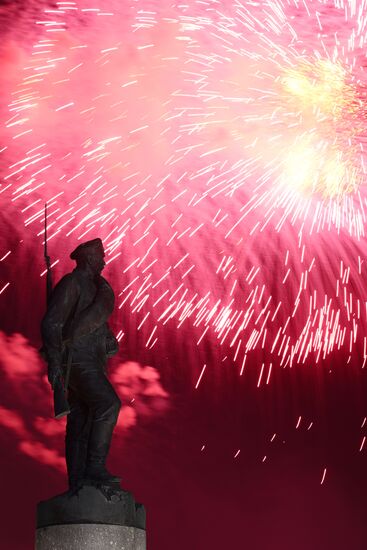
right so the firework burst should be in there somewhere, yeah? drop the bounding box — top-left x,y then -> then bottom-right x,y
1,0 -> 367,382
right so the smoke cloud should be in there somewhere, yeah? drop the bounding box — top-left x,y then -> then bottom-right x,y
0,331 -> 169,471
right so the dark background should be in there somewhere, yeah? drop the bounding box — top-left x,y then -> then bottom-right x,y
1,237 -> 366,550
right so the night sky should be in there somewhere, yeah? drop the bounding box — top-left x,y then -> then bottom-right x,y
1,1 -> 367,549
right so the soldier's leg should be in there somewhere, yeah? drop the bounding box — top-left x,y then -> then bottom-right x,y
65,386 -> 91,489
71,364 -> 121,482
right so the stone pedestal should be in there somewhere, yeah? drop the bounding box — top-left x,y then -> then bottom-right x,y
35,484 -> 146,550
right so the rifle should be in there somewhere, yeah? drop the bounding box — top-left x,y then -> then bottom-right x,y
44,203 -> 70,419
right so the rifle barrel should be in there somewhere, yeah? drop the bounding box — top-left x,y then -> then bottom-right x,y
44,203 -> 52,304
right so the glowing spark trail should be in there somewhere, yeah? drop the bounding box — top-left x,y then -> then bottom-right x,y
1,0 -> 367,386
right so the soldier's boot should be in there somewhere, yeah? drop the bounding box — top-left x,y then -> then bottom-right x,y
65,437 -> 88,491
84,421 -> 121,484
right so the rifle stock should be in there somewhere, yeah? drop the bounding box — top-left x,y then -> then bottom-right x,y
53,377 -> 71,419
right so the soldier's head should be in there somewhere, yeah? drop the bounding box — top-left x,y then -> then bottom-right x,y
70,238 -> 105,274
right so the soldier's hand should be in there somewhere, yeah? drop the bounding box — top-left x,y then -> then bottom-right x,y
48,363 -> 62,389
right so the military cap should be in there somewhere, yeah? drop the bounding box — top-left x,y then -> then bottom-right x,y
70,238 -> 104,260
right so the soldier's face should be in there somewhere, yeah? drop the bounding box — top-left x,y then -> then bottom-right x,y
88,249 -> 105,274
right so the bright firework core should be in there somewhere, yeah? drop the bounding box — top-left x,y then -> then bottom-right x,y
1,1 -> 367,384
280,58 -> 363,198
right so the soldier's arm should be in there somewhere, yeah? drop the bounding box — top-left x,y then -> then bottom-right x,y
71,276 -> 115,340
41,274 -> 79,367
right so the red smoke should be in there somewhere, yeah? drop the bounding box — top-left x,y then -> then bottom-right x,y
0,332 -> 169,471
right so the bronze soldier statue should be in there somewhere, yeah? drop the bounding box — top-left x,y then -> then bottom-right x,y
41,238 -> 121,491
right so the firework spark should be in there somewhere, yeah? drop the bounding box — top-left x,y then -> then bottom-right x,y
1,0 -> 367,384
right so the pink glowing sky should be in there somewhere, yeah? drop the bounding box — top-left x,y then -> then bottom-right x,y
1,2 -> 367,549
